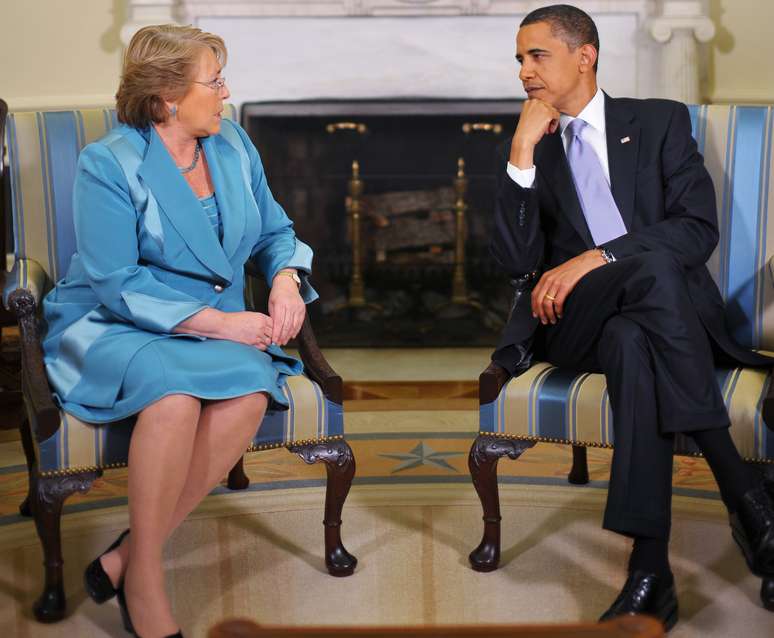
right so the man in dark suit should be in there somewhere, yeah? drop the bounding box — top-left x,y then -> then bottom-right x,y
492,4 -> 774,628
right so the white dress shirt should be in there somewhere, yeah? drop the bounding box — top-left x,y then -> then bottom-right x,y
507,87 -> 610,188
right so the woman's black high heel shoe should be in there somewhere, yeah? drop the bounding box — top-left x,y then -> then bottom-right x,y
83,529 -> 130,603
117,585 -> 183,638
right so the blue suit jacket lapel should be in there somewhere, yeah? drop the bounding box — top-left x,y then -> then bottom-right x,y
201,134 -> 247,262
604,94 -> 639,233
137,127 -> 233,283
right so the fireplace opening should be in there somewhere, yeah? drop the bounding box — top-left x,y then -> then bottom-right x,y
243,99 -> 523,347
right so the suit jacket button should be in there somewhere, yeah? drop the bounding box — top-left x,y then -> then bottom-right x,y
214,284 -> 224,293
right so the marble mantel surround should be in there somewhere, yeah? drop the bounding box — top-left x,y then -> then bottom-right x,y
120,1 -> 715,107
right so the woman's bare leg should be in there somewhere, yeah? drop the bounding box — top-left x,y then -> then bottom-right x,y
122,393 -> 201,638
100,393 -> 266,596
163,392 -> 267,534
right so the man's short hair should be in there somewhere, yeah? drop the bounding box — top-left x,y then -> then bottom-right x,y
520,4 -> 600,72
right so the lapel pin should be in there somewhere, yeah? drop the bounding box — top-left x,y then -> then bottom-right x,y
620,136 -> 631,144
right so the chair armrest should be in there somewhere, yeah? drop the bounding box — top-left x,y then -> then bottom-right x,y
297,314 -> 343,405
244,262 -> 341,403
3,257 -> 47,309
479,360 -> 511,406
6,285 -> 60,443
763,376 -> 774,432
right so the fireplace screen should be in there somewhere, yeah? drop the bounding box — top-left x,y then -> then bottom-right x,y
243,99 -> 523,347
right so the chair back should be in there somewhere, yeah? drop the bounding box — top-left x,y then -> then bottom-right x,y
3,104 -> 238,287
688,104 -> 774,351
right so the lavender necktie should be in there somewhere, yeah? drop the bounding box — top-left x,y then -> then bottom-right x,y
565,118 -> 627,245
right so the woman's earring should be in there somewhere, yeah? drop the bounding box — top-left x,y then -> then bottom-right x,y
170,105 -> 177,118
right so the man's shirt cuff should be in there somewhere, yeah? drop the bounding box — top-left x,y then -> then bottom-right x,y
506,162 -> 536,189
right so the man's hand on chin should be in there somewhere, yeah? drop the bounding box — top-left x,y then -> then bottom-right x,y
531,249 -> 607,325
509,98 -> 561,169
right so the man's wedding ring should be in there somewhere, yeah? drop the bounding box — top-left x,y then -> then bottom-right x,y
545,293 -> 557,301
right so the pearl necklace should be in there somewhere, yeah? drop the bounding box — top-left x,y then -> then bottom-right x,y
178,141 -> 202,174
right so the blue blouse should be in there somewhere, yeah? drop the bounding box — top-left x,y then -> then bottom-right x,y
199,192 -> 223,242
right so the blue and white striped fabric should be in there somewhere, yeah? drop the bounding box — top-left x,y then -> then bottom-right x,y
36,375 -> 345,475
481,104 -> 774,464
687,105 -> 774,351
479,362 -> 773,462
5,105 -> 237,287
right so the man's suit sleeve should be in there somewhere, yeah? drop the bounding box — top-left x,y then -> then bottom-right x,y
490,143 -> 545,277
600,102 -> 719,268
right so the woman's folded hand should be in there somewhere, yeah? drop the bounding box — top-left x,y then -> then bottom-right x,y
222,311 -> 275,350
175,308 -> 274,350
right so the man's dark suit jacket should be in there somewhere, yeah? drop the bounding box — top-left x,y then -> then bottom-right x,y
492,93 -> 772,375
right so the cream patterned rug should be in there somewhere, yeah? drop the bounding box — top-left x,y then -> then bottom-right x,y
0,348 -> 772,636
1,482 -> 772,637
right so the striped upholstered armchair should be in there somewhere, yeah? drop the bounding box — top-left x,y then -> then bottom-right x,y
1,106 -> 357,623
469,104 -> 774,608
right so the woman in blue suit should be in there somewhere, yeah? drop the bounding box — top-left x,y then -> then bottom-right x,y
42,25 -> 314,638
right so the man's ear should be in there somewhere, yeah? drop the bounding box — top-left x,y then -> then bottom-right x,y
579,43 -> 598,73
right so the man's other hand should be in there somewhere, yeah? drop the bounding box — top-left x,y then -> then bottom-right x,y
510,98 -> 561,169
531,249 -> 606,324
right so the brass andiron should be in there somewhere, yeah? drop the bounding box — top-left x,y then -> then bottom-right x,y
326,122 -> 380,313
335,159 -> 381,313
450,157 -> 481,310
347,159 -> 366,306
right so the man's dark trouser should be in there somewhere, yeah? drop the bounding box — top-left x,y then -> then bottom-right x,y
544,252 -> 730,540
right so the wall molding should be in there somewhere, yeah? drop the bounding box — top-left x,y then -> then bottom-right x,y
119,0 -> 716,103
7,95 -> 116,111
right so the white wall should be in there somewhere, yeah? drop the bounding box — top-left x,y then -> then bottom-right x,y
708,0 -> 774,103
1,0 -> 773,110
0,0 -> 125,110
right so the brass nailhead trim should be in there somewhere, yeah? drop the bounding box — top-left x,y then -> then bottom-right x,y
40,435 -> 349,477
477,432 -> 774,464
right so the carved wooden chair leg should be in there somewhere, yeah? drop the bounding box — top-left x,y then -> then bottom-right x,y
18,418 -> 35,516
568,444 -> 590,485
227,456 -> 250,490
31,471 -> 98,622
289,439 -> 357,576
468,434 -> 535,572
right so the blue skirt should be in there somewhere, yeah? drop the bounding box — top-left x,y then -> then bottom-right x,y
57,337 -> 303,423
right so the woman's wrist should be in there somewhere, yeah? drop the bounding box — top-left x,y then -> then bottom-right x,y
273,269 -> 301,288
174,307 -> 226,338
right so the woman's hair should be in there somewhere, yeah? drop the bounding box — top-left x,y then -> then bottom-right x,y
116,24 -> 227,128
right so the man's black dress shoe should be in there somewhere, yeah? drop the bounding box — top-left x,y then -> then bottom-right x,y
599,571 -> 678,632
761,578 -> 774,612
730,483 -> 774,577
83,529 -> 130,604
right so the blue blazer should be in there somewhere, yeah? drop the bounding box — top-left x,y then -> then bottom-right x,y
42,119 -> 315,412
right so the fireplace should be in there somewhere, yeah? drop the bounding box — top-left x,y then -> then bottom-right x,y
119,0 -> 719,345
243,98 -> 522,346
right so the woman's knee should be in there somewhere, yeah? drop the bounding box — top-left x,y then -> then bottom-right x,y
204,392 -> 268,428
238,392 -> 269,421
139,394 -> 201,423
